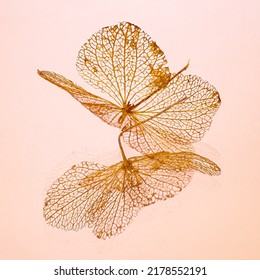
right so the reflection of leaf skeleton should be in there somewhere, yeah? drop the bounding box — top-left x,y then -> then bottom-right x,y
44,152 -> 220,239
38,21 -> 221,154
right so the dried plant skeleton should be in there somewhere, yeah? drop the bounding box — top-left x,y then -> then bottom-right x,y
38,21 -> 220,154
38,22 -> 221,239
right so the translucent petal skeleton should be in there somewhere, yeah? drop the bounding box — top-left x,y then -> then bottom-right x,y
39,22 -> 221,239
38,21 -> 221,154
44,152 -> 220,239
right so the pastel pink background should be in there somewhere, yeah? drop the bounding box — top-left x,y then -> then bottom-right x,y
1,0 -> 259,259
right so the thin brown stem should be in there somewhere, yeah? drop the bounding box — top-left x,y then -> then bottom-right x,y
118,133 -> 128,164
